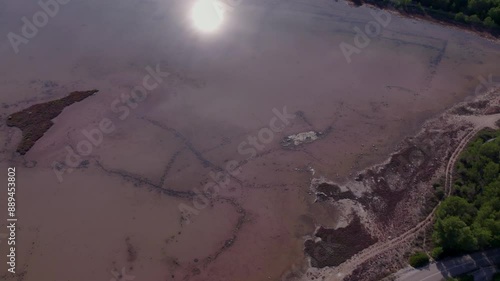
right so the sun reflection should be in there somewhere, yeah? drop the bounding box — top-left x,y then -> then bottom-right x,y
190,0 -> 225,33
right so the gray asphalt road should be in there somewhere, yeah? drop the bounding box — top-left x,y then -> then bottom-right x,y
396,249 -> 500,281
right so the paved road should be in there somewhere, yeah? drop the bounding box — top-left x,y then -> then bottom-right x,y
396,249 -> 500,281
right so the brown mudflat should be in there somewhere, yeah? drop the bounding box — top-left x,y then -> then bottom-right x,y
6,90 -> 98,155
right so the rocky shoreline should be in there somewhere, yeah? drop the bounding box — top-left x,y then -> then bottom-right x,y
300,88 -> 500,281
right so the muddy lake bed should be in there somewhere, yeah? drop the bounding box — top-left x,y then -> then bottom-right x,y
0,0 -> 499,280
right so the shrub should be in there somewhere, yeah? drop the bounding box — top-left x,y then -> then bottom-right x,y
488,7 -> 500,24
484,17 -> 497,27
431,247 -> 443,259
455,12 -> 466,22
409,251 -> 430,267
434,186 -> 445,200
468,14 -> 482,24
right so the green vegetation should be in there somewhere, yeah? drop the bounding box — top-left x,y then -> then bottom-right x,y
493,273 -> 500,281
362,0 -> 500,31
431,246 -> 444,259
409,251 -> 430,267
434,183 -> 445,200
402,0 -> 500,27
432,129 -> 500,257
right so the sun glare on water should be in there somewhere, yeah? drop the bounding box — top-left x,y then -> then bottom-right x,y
190,0 -> 225,33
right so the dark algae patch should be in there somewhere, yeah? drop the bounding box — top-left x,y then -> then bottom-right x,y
6,90 -> 98,155
304,216 -> 376,268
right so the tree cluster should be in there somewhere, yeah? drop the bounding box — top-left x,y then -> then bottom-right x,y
392,0 -> 500,28
432,129 -> 500,257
